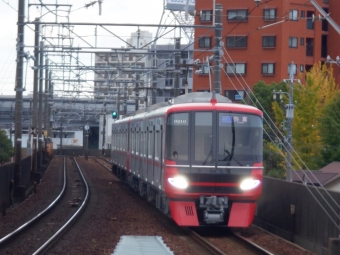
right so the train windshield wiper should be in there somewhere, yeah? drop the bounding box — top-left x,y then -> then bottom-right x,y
220,116 -> 243,166
203,147 -> 212,165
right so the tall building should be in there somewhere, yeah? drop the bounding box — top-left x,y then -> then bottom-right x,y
146,43 -> 194,104
93,31 -> 154,111
193,0 -> 340,101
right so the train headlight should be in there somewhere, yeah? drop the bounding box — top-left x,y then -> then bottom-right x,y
168,176 -> 188,189
240,178 -> 260,190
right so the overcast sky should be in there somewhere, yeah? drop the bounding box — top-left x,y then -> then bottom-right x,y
0,0 -> 178,96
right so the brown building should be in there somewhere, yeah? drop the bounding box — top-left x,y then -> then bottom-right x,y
193,0 -> 340,102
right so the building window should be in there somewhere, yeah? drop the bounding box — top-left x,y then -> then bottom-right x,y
289,37 -> 298,48
181,51 -> 189,59
300,38 -> 304,45
300,65 -> 304,72
110,55 -> 118,61
301,11 -> 305,18
200,10 -> 213,21
197,65 -> 210,75
288,64 -> 297,75
199,37 -> 212,48
262,36 -> 276,47
165,79 -> 173,86
226,63 -> 246,75
225,90 -> 245,101
289,10 -> 298,21
263,9 -> 276,21
227,9 -> 248,21
262,63 -> 275,74
226,36 -> 247,48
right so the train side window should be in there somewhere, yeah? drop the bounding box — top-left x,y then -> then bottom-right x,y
166,113 -> 189,161
136,129 -> 139,156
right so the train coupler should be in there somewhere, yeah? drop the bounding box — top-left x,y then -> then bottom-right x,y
199,196 -> 228,224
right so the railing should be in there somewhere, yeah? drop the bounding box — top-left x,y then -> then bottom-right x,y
307,19 -> 314,29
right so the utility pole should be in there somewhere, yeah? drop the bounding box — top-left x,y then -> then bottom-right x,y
38,41 -> 44,168
273,62 -> 296,182
32,18 -> 40,174
13,0 -> 26,200
44,59 -> 49,159
48,71 -> 53,138
285,62 -> 295,182
102,102 -> 106,154
59,121 -> 63,155
174,37 -> 181,97
84,124 -> 89,160
213,4 -> 222,95
135,73 -> 140,110
27,98 -> 32,155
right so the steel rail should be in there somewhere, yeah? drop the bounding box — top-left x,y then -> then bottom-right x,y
184,228 -> 227,255
32,157 -> 90,255
232,231 -> 275,255
0,157 -> 67,247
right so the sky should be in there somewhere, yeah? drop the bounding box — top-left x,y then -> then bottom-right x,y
0,0 -> 182,96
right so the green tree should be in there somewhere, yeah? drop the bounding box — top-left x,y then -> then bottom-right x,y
0,129 -> 14,164
248,80 -> 287,142
319,92 -> 340,164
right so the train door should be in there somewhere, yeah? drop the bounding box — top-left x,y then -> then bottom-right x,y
141,127 -> 148,181
191,111 -> 217,193
130,126 -> 135,172
154,119 -> 162,189
147,121 -> 155,184
135,125 -> 140,177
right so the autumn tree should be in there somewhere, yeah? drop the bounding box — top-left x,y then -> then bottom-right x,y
0,129 -> 14,164
273,62 -> 337,170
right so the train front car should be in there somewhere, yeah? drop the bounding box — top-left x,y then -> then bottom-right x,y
164,94 -> 263,227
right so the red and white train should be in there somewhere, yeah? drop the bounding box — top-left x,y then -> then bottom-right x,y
111,92 -> 263,227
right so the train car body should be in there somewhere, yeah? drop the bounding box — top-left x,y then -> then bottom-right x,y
111,92 -> 263,227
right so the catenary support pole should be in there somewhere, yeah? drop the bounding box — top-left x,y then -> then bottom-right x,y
214,4 -> 222,95
13,0 -> 26,201
174,37 -> 181,97
44,59 -> 49,158
32,18 -> 40,174
38,41 -> 44,168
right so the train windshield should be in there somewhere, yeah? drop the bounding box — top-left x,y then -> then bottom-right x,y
166,113 -> 190,162
218,113 -> 263,166
166,111 -> 263,166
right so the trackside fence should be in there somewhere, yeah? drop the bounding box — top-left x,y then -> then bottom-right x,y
254,177 -> 340,255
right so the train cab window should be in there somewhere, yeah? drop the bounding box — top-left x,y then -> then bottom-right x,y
166,113 -> 189,161
194,112 -> 213,163
218,113 -> 263,165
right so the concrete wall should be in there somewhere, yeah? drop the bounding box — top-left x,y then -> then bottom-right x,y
0,156 -> 32,212
255,177 -> 340,255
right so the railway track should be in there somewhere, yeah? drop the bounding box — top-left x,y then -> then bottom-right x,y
95,156 -> 274,255
0,157 -> 89,255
